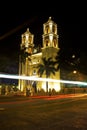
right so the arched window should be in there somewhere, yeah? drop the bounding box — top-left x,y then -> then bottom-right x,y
53,39 -> 56,47
33,69 -> 36,75
53,26 -> 55,33
45,39 -> 49,46
29,36 -> 32,43
46,26 -> 49,33
23,36 -> 26,43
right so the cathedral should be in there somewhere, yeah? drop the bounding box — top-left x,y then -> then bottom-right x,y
18,17 -> 60,95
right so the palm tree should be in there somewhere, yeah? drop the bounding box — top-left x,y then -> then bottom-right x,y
55,48 -> 80,71
19,47 -> 32,94
37,57 -> 57,92
19,47 -> 31,64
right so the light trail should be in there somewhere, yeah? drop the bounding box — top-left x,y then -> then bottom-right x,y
0,16 -> 37,41
0,73 -> 87,86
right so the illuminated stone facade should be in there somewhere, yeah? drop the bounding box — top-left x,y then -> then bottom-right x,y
18,17 -> 60,94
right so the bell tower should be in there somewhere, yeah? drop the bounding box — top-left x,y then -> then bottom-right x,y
42,17 -> 60,91
42,16 -> 59,58
21,28 -> 34,54
19,28 -> 34,91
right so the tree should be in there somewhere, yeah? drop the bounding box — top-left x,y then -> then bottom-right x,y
19,47 -> 31,64
55,48 -> 81,81
19,47 -> 32,94
55,48 -> 80,71
36,57 -> 57,92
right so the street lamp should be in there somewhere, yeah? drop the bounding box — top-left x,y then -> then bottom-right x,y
72,54 -> 75,58
73,70 -> 77,94
73,70 -> 77,74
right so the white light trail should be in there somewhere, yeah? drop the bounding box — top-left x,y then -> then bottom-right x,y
0,73 -> 87,86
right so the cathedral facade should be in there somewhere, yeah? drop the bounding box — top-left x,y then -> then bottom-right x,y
18,17 -> 60,94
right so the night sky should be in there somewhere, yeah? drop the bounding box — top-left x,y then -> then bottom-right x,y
0,2 -> 87,76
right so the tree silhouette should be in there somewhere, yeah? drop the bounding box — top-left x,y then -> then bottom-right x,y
36,57 -> 57,92
55,48 -> 80,71
19,47 -> 31,64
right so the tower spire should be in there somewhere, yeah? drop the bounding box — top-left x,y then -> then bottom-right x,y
42,16 -> 59,48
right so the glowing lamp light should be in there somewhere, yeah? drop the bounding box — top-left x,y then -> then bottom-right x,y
73,70 -> 77,74
72,55 -> 75,58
